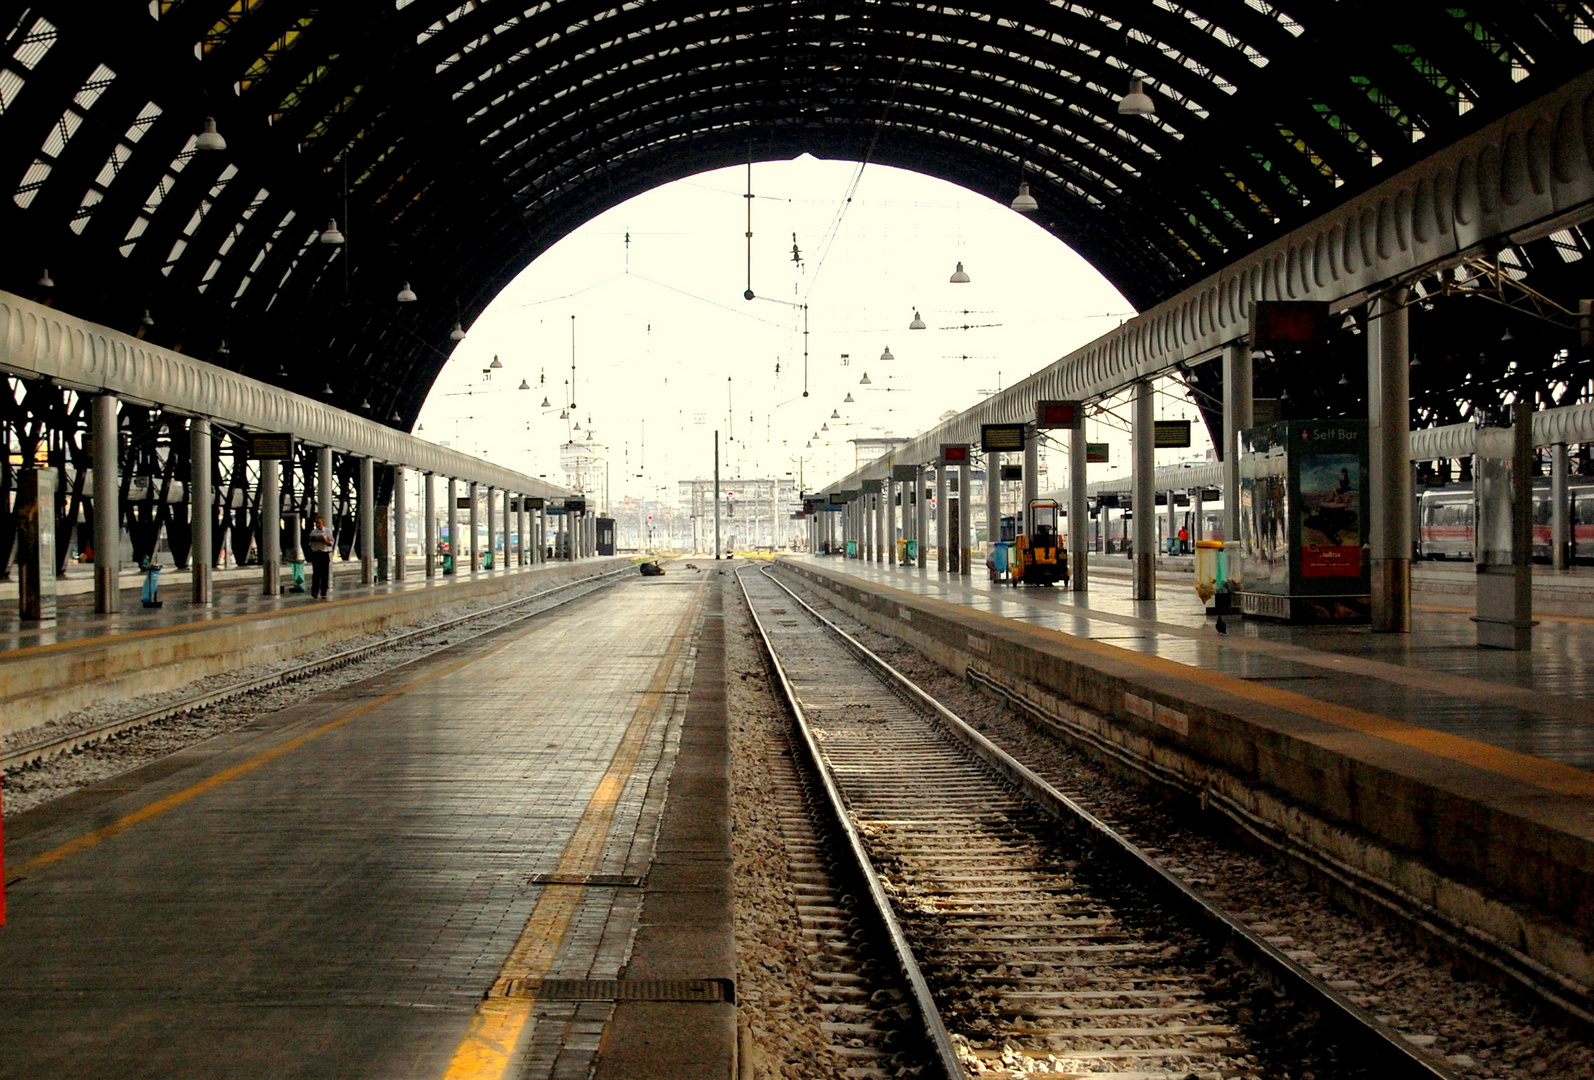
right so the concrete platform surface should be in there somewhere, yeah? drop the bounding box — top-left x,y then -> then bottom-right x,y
0,566 -> 733,1079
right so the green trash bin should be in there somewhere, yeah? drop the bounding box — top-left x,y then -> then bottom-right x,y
904,539 -> 919,563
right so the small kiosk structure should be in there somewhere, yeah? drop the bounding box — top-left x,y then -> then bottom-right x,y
1237,420 -> 1371,622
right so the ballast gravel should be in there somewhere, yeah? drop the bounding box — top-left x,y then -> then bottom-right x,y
770,568 -> 1593,1080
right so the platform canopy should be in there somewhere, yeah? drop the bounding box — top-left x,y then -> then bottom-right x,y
2,2 -> 1591,428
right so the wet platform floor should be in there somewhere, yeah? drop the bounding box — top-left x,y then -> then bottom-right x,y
797,556 -> 1594,770
0,567 -> 727,1079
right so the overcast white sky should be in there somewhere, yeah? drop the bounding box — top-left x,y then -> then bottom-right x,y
416,156 -> 1213,504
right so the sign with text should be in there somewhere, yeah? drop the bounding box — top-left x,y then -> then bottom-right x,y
1036,400 -> 1079,428
1153,420 -> 1192,448
981,423 -> 1026,453
1000,464 -> 1023,481
1086,442 -> 1110,463
940,443 -> 970,465
248,433 -> 295,461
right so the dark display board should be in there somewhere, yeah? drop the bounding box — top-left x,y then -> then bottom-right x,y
248,433 -> 294,460
1035,401 -> 1079,428
981,423 -> 1026,452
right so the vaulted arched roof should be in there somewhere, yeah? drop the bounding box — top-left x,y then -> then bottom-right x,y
2,0 -> 1590,427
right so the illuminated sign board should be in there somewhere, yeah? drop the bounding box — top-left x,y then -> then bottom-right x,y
940,444 -> 970,465
1252,300 -> 1330,350
981,423 -> 1026,453
1154,420 -> 1192,448
1086,442 -> 1110,463
248,433 -> 295,461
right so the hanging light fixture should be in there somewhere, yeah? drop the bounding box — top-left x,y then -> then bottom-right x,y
518,378 -> 531,390
541,395 -> 552,408
1501,326 -> 1514,342
949,262 -> 970,284
574,421 -> 582,431
360,397 -> 372,411
880,345 -> 894,361
390,410 -> 402,422
821,422 -> 830,431
319,218 -> 345,245
140,309 -> 155,327
396,281 -> 417,303
449,321 -> 466,341
216,338 -> 230,358
1338,372 -> 1350,386
1116,77 -> 1155,117
1010,180 -> 1038,213
489,355 -> 503,369
322,383 -> 335,397
195,116 -> 227,151
908,311 -> 926,330
844,392 -> 854,403
1186,366 -> 1199,385
860,372 -> 872,385
36,268 -> 53,289
560,407 -> 569,419
1341,313 -> 1361,336
276,363 -> 289,380
830,408 -> 840,419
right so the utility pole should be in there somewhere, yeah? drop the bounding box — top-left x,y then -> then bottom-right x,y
714,430 -> 722,560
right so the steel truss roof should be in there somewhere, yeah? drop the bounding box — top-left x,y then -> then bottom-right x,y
1,0 -> 1591,427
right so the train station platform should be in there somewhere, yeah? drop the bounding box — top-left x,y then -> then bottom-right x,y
0,557 -> 636,739
773,554 -> 1594,1020
0,564 -> 732,1079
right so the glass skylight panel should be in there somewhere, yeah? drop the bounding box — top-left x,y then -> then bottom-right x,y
73,63 -> 116,109
12,16 -> 58,70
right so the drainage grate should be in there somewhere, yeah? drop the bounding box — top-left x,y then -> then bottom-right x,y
526,873 -> 644,887
500,978 -> 733,1003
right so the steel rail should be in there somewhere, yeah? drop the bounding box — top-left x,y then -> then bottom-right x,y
4,566 -> 632,772
733,564 -> 966,1080
755,562 -> 1459,1080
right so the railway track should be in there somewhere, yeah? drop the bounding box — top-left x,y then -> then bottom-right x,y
737,563 -> 1457,1080
4,567 -> 630,772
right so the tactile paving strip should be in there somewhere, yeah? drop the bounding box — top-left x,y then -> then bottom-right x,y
500,978 -> 733,1002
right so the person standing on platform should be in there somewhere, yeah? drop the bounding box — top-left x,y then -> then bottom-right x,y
306,515 -> 334,600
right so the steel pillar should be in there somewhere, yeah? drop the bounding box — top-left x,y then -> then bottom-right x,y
424,473 -> 437,578
16,467 -> 58,622
960,464 -> 973,576
445,478 -> 458,573
486,485 -> 497,570
316,445 -> 334,536
1552,443 -> 1569,571
1222,343 -> 1253,550
986,452 -> 1001,568
936,465 -> 948,572
1369,289 -> 1412,633
1132,380 -> 1156,600
1023,434 -> 1039,536
358,456 -> 375,585
468,482 -> 480,569
92,393 -> 120,614
1070,407 -> 1089,591
914,465 -> 928,569
191,418 -> 213,605
393,466 -> 407,582
261,457 -> 281,595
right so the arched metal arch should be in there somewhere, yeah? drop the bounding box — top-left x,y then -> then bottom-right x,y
1,0 -> 1590,427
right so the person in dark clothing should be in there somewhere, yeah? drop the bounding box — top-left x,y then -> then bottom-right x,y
306,515 -> 334,599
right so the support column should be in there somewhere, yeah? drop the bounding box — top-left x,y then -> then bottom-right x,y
1023,433 -> 1039,536
92,393 -> 120,614
486,485 -> 497,570
261,457 -> 281,595
469,482 -> 480,570
1192,486 -> 1205,544
557,512 -> 567,560
914,465 -> 928,569
16,467 -> 58,622
393,466 -> 408,582
445,478 -> 458,574
1132,380 -> 1156,600
1222,342 -> 1253,551
936,464 -> 948,572
191,418 -> 214,605
960,463 -> 974,576
986,453 -> 1001,565
1166,489 -> 1178,557
1070,406 -> 1089,591
1552,443 -> 1570,571
316,446 -> 334,537
358,456 -> 375,585
875,491 -> 885,563
1369,289 -> 1412,632
424,472 -> 437,579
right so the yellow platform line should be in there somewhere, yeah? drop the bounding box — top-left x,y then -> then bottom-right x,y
811,567 -> 1594,800
441,577 -> 705,1080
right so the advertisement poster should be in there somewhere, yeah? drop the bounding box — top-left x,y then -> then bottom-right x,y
1299,453 -> 1362,578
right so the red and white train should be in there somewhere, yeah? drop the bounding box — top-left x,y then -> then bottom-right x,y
1417,480 -> 1594,562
